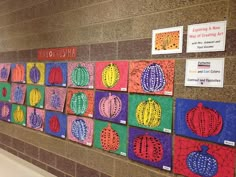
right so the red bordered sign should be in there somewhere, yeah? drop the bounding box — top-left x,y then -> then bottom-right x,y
37,47 -> 77,60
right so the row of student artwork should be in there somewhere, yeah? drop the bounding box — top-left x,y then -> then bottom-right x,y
0,60 -> 175,95
0,59 -> 235,177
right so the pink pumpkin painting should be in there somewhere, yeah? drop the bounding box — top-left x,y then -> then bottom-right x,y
67,62 -> 94,89
67,116 -> 94,146
0,63 -> 11,82
45,87 -> 67,112
95,61 -> 129,92
27,107 -> 45,131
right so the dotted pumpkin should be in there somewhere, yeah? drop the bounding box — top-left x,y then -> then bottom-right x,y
155,31 -> 179,50
14,86 -> 23,103
71,65 -> 90,86
100,123 -> 120,151
30,64 -> 40,84
99,93 -> 122,119
49,116 -> 60,133
102,63 -> 120,88
48,66 -> 63,84
0,67 -> 8,80
136,98 -> 161,128
71,119 -> 88,141
133,133 -> 163,162
13,105 -> 24,123
186,103 -> 223,137
1,104 -> 9,118
29,109 -> 42,129
70,92 -> 88,115
141,63 -> 166,92
12,64 -> 25,82
187,145 -> 218,177
29,88 -> 41,106
50,91 -> 61,109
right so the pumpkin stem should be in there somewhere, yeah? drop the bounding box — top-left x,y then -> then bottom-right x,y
109,92 -> 112,97
148,98 -> 152,101
33,108 -> 37,114
201,145 -> 209,154
107,123 -> 111,128
197,103 -> 203,109
17,106 -> 20,111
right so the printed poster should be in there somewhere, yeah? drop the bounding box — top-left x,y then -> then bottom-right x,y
187,21 -> 227,53
185,58 -> 224,88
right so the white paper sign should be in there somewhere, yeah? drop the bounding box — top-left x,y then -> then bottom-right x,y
185,58 -> 224,88
187,21 -> 226,53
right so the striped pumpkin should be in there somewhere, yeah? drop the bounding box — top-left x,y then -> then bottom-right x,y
49,116 -> 60,133
1,104 -> 9,118
29,88 -> 41,106
48,66 -> 63,84
70,92 -> 88,115
14,86 -> 23,103
0,67 -> 8,80
13,106 -> 24,123
30,64 -> 40,83
71,119 -> 88,141
71,65 -> 90,86
29,109 -> 42,129
12,64 -> 25,82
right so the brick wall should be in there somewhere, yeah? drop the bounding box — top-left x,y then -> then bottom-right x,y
0,0 -> 235,177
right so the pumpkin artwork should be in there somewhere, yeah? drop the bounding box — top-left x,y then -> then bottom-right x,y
186,103 -> 223,137
30,64 -> 40,84
100,123 -> 120,151
14,86 -> 23,103
29,109 -> 42,129
13,106 -> 24,123
71,119 -> 88,141
48,66 -> 63,84
187,145 -> 218,177
2,87 -> 7,97
49,116 -> 60,133
136,98 -> 162,128
71,65 -> 90,86
70,92 -> 88,115
29,88 -> 41,106
102,63 -> 120,88
99,93 -> 122,119
141,63 -> 166,92
12,64 -> 25,82
50,91 -> 60,109
0,67 -> 8,80
133,133 -> 163,162
1,104 -> 9,118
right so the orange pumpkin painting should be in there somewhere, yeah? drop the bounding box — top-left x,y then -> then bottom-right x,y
155,31 -> 180,51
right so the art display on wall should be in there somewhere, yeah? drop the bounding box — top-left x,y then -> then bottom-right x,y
129,60 -> 175,96
26,62 -> 45,85
128,94 -> 173,133
11,104 -> 26,126
27,107 -> 45,131
45,87 -> 67,112
175,98 -> 236,146
94,91 -> 128,125
67,116 -> 94,146
95,61 -> 129,92
11,63 -> 26,83
67,62 -> 94,89
94,120 -> 127,156
45,62 -> 67,87
0,63 -> 11,82
174,136 -> 235,177
26,85 -> 45,109
0,102 -> 11,122
0,82 -> 11,102
152,26 -> 183,55
10,83 -> 26,104
128,127 -> 172,171
44,111 -> 67,139
66,88 -> 94,118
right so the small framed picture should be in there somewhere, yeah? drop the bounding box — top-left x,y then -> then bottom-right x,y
152,26 -> 183,55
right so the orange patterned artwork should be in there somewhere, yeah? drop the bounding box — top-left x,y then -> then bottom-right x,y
128,60 -> 175,96
152,26 -> 183,54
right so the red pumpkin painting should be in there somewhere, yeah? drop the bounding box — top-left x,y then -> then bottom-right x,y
48,67 -> 63,84
49,116 -> 60,133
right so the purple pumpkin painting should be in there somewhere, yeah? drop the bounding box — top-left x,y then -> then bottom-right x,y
0,102 -> 11,122
45,87 -> 67,112
10,83 -> 26,104
26,63 -> 45,85
94,91 -> 128,125
27,107 -> 45,131
0,63 -> 11,82
67,116 -> 94,146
